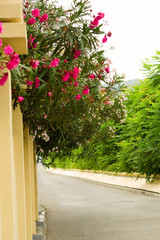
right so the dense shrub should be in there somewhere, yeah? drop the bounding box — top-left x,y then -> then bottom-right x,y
118,78 -> 160,178
43,121 -> 122,171
45,70 -> 160,179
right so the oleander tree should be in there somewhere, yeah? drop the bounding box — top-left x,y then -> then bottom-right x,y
1,0 -> 127,155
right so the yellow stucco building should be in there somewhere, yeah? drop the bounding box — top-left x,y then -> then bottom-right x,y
0,1 -> 39,239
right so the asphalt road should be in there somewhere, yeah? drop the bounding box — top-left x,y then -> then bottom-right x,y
37,164 -> 160,240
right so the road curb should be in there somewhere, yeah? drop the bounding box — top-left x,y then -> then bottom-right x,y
47,168 -> 160,198
33,205 -> 47,240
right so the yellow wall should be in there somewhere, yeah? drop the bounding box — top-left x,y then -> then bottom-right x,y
24,127 -> 34,240
0,75 -> 38,240
12,106 -> 27,240
0,0 -> 23,22
0,0 -> 27,54
0,1 -> 38,239
0,75 -> 18,240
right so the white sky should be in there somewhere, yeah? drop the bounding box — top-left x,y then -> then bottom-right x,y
58,0 -> 160,80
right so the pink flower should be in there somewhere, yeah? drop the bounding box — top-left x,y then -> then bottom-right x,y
23,14 -> 26,19
97,12 -> 105,20
47,92 -> 52,96
61,88 -> 66,93
75,94 -> 81,100
42,64 -> 48,68
28,35 -> 37,49
7,53 -> 20,70
18,96 -> 24,103
0,22 -> 3,34
62,73 -> 70,82
64,59 -> 68,63
107,31 -> 112,37
82,86 -> 90,95
11,53 -> 20,64
42,14 -> 48,21
105,67 -> 110,73
83,89 -> 90,95
11,53 -> 20,66
0,73 -> 8,86
40,17 -> 44,23
88,73 -> 96,79
89,18 -> 99,29
35,77 -> 40,88
89,12 -> 104,29
30,59 -> 39,69
4,45 -> 14,55
51,58 -> 60,67
102,35 -> 107,43
74,81 -> 79,87
28,17 -> 36,25
28,35 -> 36,44
40,14 -> 48,23
33,43 -> 37,48
104,101 -> 110,105
0,38 -> 2,48
32,9 -> 40,17
70,67 -> 80,79
7,61 -> 16,70
73,67 -> 80,74
73,49 -> 81,59
26,80 -> 33,86
70,72 -> 78,80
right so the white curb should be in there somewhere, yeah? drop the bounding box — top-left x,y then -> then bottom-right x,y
47,168 -> 160,197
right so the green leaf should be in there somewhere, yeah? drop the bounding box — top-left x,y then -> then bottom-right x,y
68,31 -> 74,45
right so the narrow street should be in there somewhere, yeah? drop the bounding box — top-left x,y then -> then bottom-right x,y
37,164 -> 160,240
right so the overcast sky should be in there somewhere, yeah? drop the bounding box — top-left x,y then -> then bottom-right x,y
58,0 -> 160,80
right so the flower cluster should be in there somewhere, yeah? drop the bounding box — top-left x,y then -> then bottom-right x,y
0,22 -> 20,86
88,12 -> 112,44
82,85 -> 90,95
62,67 -> 80,83
7,53 -> 20,70
60,66 -> 91,100
51,58 -> 60,68
24,7 -> 49,51
19,3 -> 113,105
30,59 -> 39,69
27,9 -> 48,25
73,49 -> 81,59
35,77 -> 40,88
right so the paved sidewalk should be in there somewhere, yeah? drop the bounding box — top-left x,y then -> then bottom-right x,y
48,168 -> 160,197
